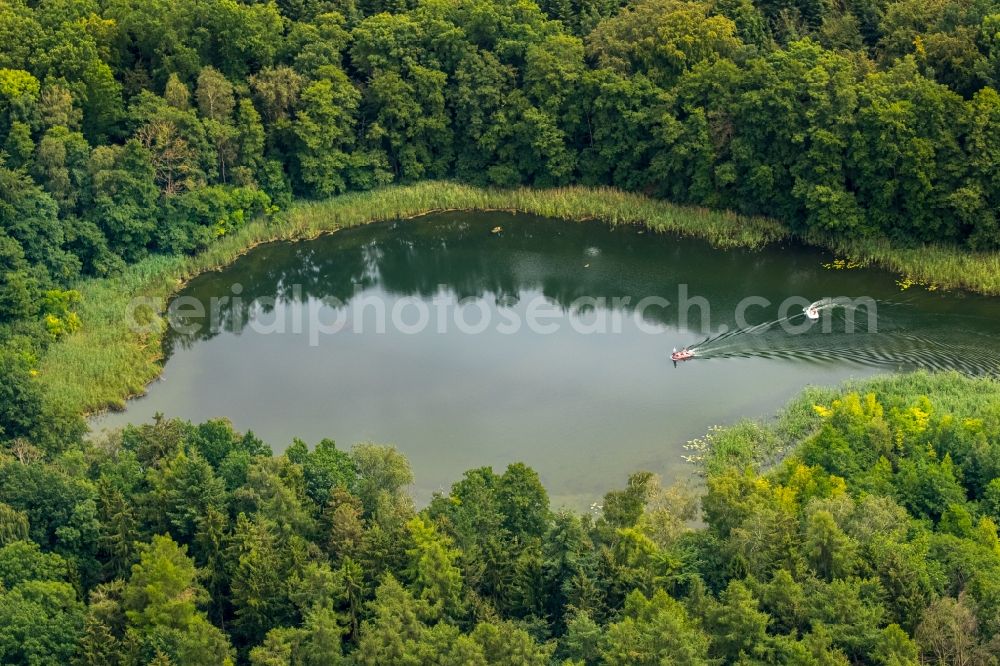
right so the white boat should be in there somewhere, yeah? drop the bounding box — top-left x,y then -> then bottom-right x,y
805,305 -> 820,320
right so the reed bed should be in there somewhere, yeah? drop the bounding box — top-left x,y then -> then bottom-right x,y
36,181 -> 1000,417
818,233 -> 1000,295
701,370 -> 1000,475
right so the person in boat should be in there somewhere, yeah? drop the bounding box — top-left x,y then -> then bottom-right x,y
671,347 -> 693,366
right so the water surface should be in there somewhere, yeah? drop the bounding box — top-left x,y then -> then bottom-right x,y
93,212 -> 1000,506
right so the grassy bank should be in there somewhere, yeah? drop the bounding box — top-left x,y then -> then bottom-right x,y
811,231 -> 1000,295
698,370 -> 1000,477
37,181 -> 1000,417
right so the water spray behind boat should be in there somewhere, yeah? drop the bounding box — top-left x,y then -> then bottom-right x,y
675,297 -> 864,363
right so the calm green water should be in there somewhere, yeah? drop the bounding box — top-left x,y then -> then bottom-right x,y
93,212 -> 1000,506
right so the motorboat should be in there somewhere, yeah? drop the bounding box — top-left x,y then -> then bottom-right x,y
804,305 -> 820,320
671,348 -> 695,362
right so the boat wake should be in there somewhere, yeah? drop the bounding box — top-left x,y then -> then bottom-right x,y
697,334 -> 1000,375
681,299 -> 1000,376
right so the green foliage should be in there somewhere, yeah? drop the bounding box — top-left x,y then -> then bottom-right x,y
290,438 -> 355,507
0,539 -> 71,588
350,442 -> 414,523
0,371 -> 998,661
405,516 -> 464,620
0,349 -> 44,442
292,66 -> 369,196
4,0 -> 999,387
4,0 -> 1000,661
0,580 -> 85,665
0,503 -> 29,546
600,588 -> 711,664
602,471 -> 657,528
228,514 -> 296,645
123,534 -> 234,664
586,0 -> 743,87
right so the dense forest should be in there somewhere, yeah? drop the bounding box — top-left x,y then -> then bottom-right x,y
3,0 -> 1000,663
5,0 -> 1000,440
2,373 -> 1000,664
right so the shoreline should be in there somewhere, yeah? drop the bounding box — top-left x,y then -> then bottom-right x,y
37,181 -> 1000,419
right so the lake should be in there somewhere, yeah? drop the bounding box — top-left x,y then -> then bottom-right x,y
92,212 -> 1000,506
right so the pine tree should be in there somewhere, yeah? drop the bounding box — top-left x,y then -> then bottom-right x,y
405,517 -> 464,621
